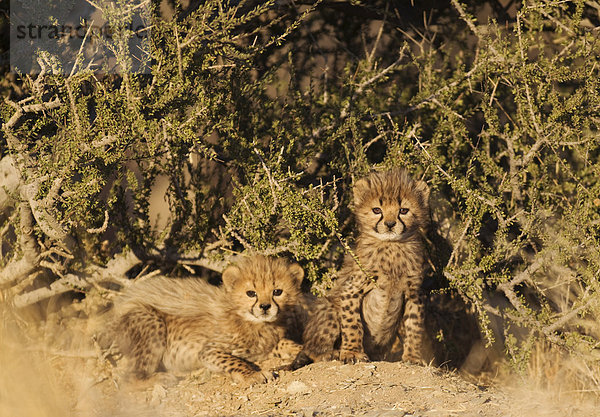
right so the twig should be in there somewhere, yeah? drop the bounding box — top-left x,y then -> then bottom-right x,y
451,0 -> 500,57
133,268 -> 162,283
69,20 -> 95,78
409,128 -> 503,225
516,12 -> 543,137
536,6 -> 576,36
362,132 -> 387,151
504,132 -> 523,203
174,24 -> 183,79
39,247 -> 74,261
446,218 -> 472,268
222,213 -> 254,251
254,148 -> 280,212
176,255 -> 228,273
357,45 -> 407,96
367,1 -> 388,66
501,259 -> 543,289
543,298 -> 597,335
39,260 -> 66,277
87,210 -> 109,234
368,61 -> 484,119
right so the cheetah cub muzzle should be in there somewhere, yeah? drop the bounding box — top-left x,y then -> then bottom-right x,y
114,255 -> 304,384
293,168 -> 430,368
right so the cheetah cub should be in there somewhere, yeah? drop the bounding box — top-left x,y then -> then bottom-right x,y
114,255 -> 304,384
293,168 -> 430,368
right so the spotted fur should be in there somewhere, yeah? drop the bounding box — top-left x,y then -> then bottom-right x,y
293,169 -> 430,368
114,255 -> 304,384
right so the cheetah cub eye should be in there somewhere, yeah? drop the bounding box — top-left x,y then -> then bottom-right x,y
372,207 -> 382,214
273,289 -> 283,296
399,208 -> 409,215
246,290 -> 257,297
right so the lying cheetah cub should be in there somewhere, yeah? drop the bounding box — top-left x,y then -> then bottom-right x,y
114,255 -> 304,384
293,169 -> 430,368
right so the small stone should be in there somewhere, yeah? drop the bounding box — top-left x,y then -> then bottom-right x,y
286,381 -> 311,394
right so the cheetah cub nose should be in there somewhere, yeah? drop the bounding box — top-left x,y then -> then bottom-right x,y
384,220 -> 396,229
259,303 -> 271,312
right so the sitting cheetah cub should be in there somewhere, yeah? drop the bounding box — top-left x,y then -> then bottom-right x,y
114,255 -> 304,384
293,169 -> 430,368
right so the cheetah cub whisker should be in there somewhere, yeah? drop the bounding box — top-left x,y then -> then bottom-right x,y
114,255 -> 304,385
293,168 -> 430,368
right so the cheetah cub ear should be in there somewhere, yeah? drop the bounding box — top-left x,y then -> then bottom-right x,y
353,178 -> 370,206
414,180 -> 431,207
222,264 -> 242,291
287,262 -> 304,288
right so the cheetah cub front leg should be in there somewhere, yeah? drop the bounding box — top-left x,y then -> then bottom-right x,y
200,345 -> 275,384
399,280 -> 426,364
337,283 -> 370,363
271,338 -> 303,360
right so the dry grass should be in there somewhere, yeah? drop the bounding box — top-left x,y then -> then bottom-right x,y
1,295 -> 599,417
0,300 -> 162,417
0,307 -> 72,417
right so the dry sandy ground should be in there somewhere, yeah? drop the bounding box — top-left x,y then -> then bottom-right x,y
122,360 -> 503,417
54,356 -> 594,417
1,310 -> 598,417
5,348 -> 588,417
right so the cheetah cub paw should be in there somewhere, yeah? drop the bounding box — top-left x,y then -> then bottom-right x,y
338,349 -> 369,364
232,369 -> 277,385
401,350 -> 425,365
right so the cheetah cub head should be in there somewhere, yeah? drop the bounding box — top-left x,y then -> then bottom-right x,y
222,255 -> 303,323
353,168 -> 430,242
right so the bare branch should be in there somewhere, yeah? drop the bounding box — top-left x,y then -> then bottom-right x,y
175,252 -> 229,273
12,251 -> 140,308
21,182 -> 73,246
3,98 -> 61,130
0,257 -> 38,288
497,259 -> 544,314
12,273 -> 90,308
451,0 -> 500,57
362,132 -> 387,151
0,156 -> 20,214
0,202 -> 40,287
